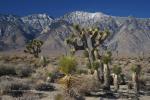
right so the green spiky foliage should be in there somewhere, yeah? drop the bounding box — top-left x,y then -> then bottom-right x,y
58,56 -> 78,97
112,65 -> 122,75
24,39 -> 43,58
65,25 -> 110,67
102,51 -> 112,64
112,65 -> 122,91
92,61 -> 100,70
131,64 -> 141,74
59,56 -> 77,75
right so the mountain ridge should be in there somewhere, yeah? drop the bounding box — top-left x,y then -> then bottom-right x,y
0,11 -> 150,57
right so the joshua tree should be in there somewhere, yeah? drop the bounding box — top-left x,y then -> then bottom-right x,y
131,64 -> 141,93
66,25 -> 110,64
65,25 -> 110,82
102,51 -> 112,90
24,39 -> 43,58
112,65 -> 122,92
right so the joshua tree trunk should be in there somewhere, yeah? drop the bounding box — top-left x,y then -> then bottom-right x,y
103,63 -> 110,90
114,74 -> 119,92
132,72 -> 139,93
97,63 -> 104,83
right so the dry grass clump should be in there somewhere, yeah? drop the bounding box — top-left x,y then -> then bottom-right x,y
71,74 -> 101,94
16,94 -> 40,100
54,93 -> 65,100
16,64 -> 33,77
0,63 -> 33,77
0,76 -> 31,96
59,72 -> 101,97
0,64 -> 16,76
35,82 -> 55,91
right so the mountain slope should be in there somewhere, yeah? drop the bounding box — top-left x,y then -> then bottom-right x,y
21,14 -> 53,33
0,11 -> 150,57
0,14 -> 35,50
60,11 -> 150,57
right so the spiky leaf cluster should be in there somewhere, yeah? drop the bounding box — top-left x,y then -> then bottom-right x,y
112,65 -> 122,75
102,51 -> 112,64
66,25 -> 110,52
24,39 -> 43,57
66,25 -> 110,69
131,64 -> 141,74
59,56 -> 77,75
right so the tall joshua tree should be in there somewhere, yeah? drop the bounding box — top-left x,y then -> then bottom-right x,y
24,39 -> 43,58
65,25 -> 110,82
112,65 -> 122,92
131,64 -> 141,94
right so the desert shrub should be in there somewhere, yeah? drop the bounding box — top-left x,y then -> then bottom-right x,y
0,64 -> 16,76
35,83 -> 55,91
92,61 -> 100,70
86,62 -> 92,69
0,80 -> 12,95
17,94 -> 40,100
54,94 -> 64,100
0,80 -> 30,96
47,72 -> 53,77
112,65 -> 122,75
128,82 -> 133,89
83,50 -> 89,57
59,56 -> 77,75
38,56 -> 50,67
59,74 -> 100,95
130,64 -> 141,73
10,82 -> 30,91
9,82 -> 30,97
77,69 -> 87,75
50,71 -> 64,83
16,65 -> 33,77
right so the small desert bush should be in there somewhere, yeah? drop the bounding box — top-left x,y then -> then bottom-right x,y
38,56 -> 50,67
16,64 -> 33,77
0,64 -> 16,76
77,69 -> 87,75
92,61 -> 100,70
83,50 -> 89,58
0,63 -> 33,77
59,56 -> 77,75
0,80 -> 30,96
47,72 -> 53,77
130,64 -> 141,73
35,83 -> 55,91
17,94 -> 40,100
112,65 -> 122,75
54,94 -> 64,100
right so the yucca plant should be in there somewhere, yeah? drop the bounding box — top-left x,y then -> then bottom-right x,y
59,56 -> 77,75
112,65 -> 122,92
58,56 -> 77,89
130,64 -> 141,93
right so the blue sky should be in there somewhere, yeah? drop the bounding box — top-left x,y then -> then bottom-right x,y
0,0 -> 149,18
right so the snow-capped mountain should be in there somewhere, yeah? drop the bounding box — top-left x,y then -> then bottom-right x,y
61,11 -> 110,27
0,11 -> 150,57
21,14 -> 54,32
